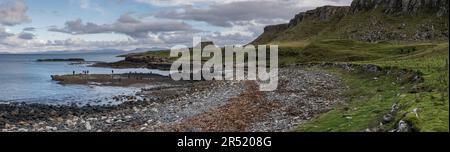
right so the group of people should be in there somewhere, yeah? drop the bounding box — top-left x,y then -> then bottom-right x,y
72,70 -> 90,75
70,70 -> 155,81
72,70 -> 116,75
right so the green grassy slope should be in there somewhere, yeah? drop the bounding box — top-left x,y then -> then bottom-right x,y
249,1 -> 449,132
294,42 -> 448,132
255,9 -> 448,44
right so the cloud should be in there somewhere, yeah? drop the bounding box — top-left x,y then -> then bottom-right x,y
0,0 -> 30,26
134,0 -> 285,6
0,35 -> 190,53
201,20 -> 268,46
78,0 -> 106,14
23,27 -> 36,31
0,27 -> 14,39
154,1 -> 300,27
49,13 -> 199,39
206,32 -> 254,46
117,13 -> 141,24
135,0 -> 352,7
153,0 -> 352,27
1,27 -> 36,47
1,37 -> 134,53
18,32 -> 35,40
49,19 -> 110,34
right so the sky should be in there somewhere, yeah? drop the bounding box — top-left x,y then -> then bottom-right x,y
0,0 -> 352,53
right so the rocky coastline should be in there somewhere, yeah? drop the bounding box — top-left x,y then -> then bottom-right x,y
0,66 -> 346,132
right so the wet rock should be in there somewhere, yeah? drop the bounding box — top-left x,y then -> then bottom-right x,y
45,126 -> 58,131
383,114 -> 394,123
397,120 -> 411,132
391,103 -> 398,113
85,122 -> 92,131
66,119 -> 77,126
17,128 -> 28,132
413,108 -> 420,118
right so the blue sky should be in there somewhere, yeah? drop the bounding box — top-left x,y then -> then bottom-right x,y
0,0 -> 352,53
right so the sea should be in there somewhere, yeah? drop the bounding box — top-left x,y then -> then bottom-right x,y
0,52 -> 168,106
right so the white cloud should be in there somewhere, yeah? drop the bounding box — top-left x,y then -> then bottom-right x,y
1,37 -> 139,53
0,0 -> 30,26
0,27 -> 14,39
154,1 -> 310,27
49,13 -> 200,39
135,0 -> 352,7
18,32 -> 36,40
77,0 -> 106,14
23,27 -> 36,31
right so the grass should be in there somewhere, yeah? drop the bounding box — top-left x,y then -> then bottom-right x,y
122,50 -> 175,61
256,8 -> 449,44
296,68 -> 407,131
287,40 -> 449,132
277,39 -> 442,64
357,43 -> 449,90
123,48 -> 220,62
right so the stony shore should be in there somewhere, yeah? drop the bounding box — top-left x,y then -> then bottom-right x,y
0,67 -> 345,132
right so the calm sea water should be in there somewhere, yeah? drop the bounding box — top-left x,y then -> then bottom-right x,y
0,53 -> 168,106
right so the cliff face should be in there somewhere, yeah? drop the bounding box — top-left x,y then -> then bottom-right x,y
288,6 -> 350,28
251,0 -> 449,44
250,6 -> 350,44
351,0 -> 449,16
250,24 -> 289,45
264,24 -> 289,32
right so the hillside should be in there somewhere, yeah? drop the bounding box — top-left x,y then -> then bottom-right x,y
250,0 -> 449,132
251,0 -> 449,44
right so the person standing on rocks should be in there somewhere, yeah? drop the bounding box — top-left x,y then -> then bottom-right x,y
111,70 -> 114,80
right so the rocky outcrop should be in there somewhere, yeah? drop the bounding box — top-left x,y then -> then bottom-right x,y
351,0 -> 449,16
286,0 -> 449,29
251,6 -> 350,44
288,6 -> 350,28
264,24 -> 289,33
249,24 -> 288,44
288,0 -> 449,27
251,0 -> 448,44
